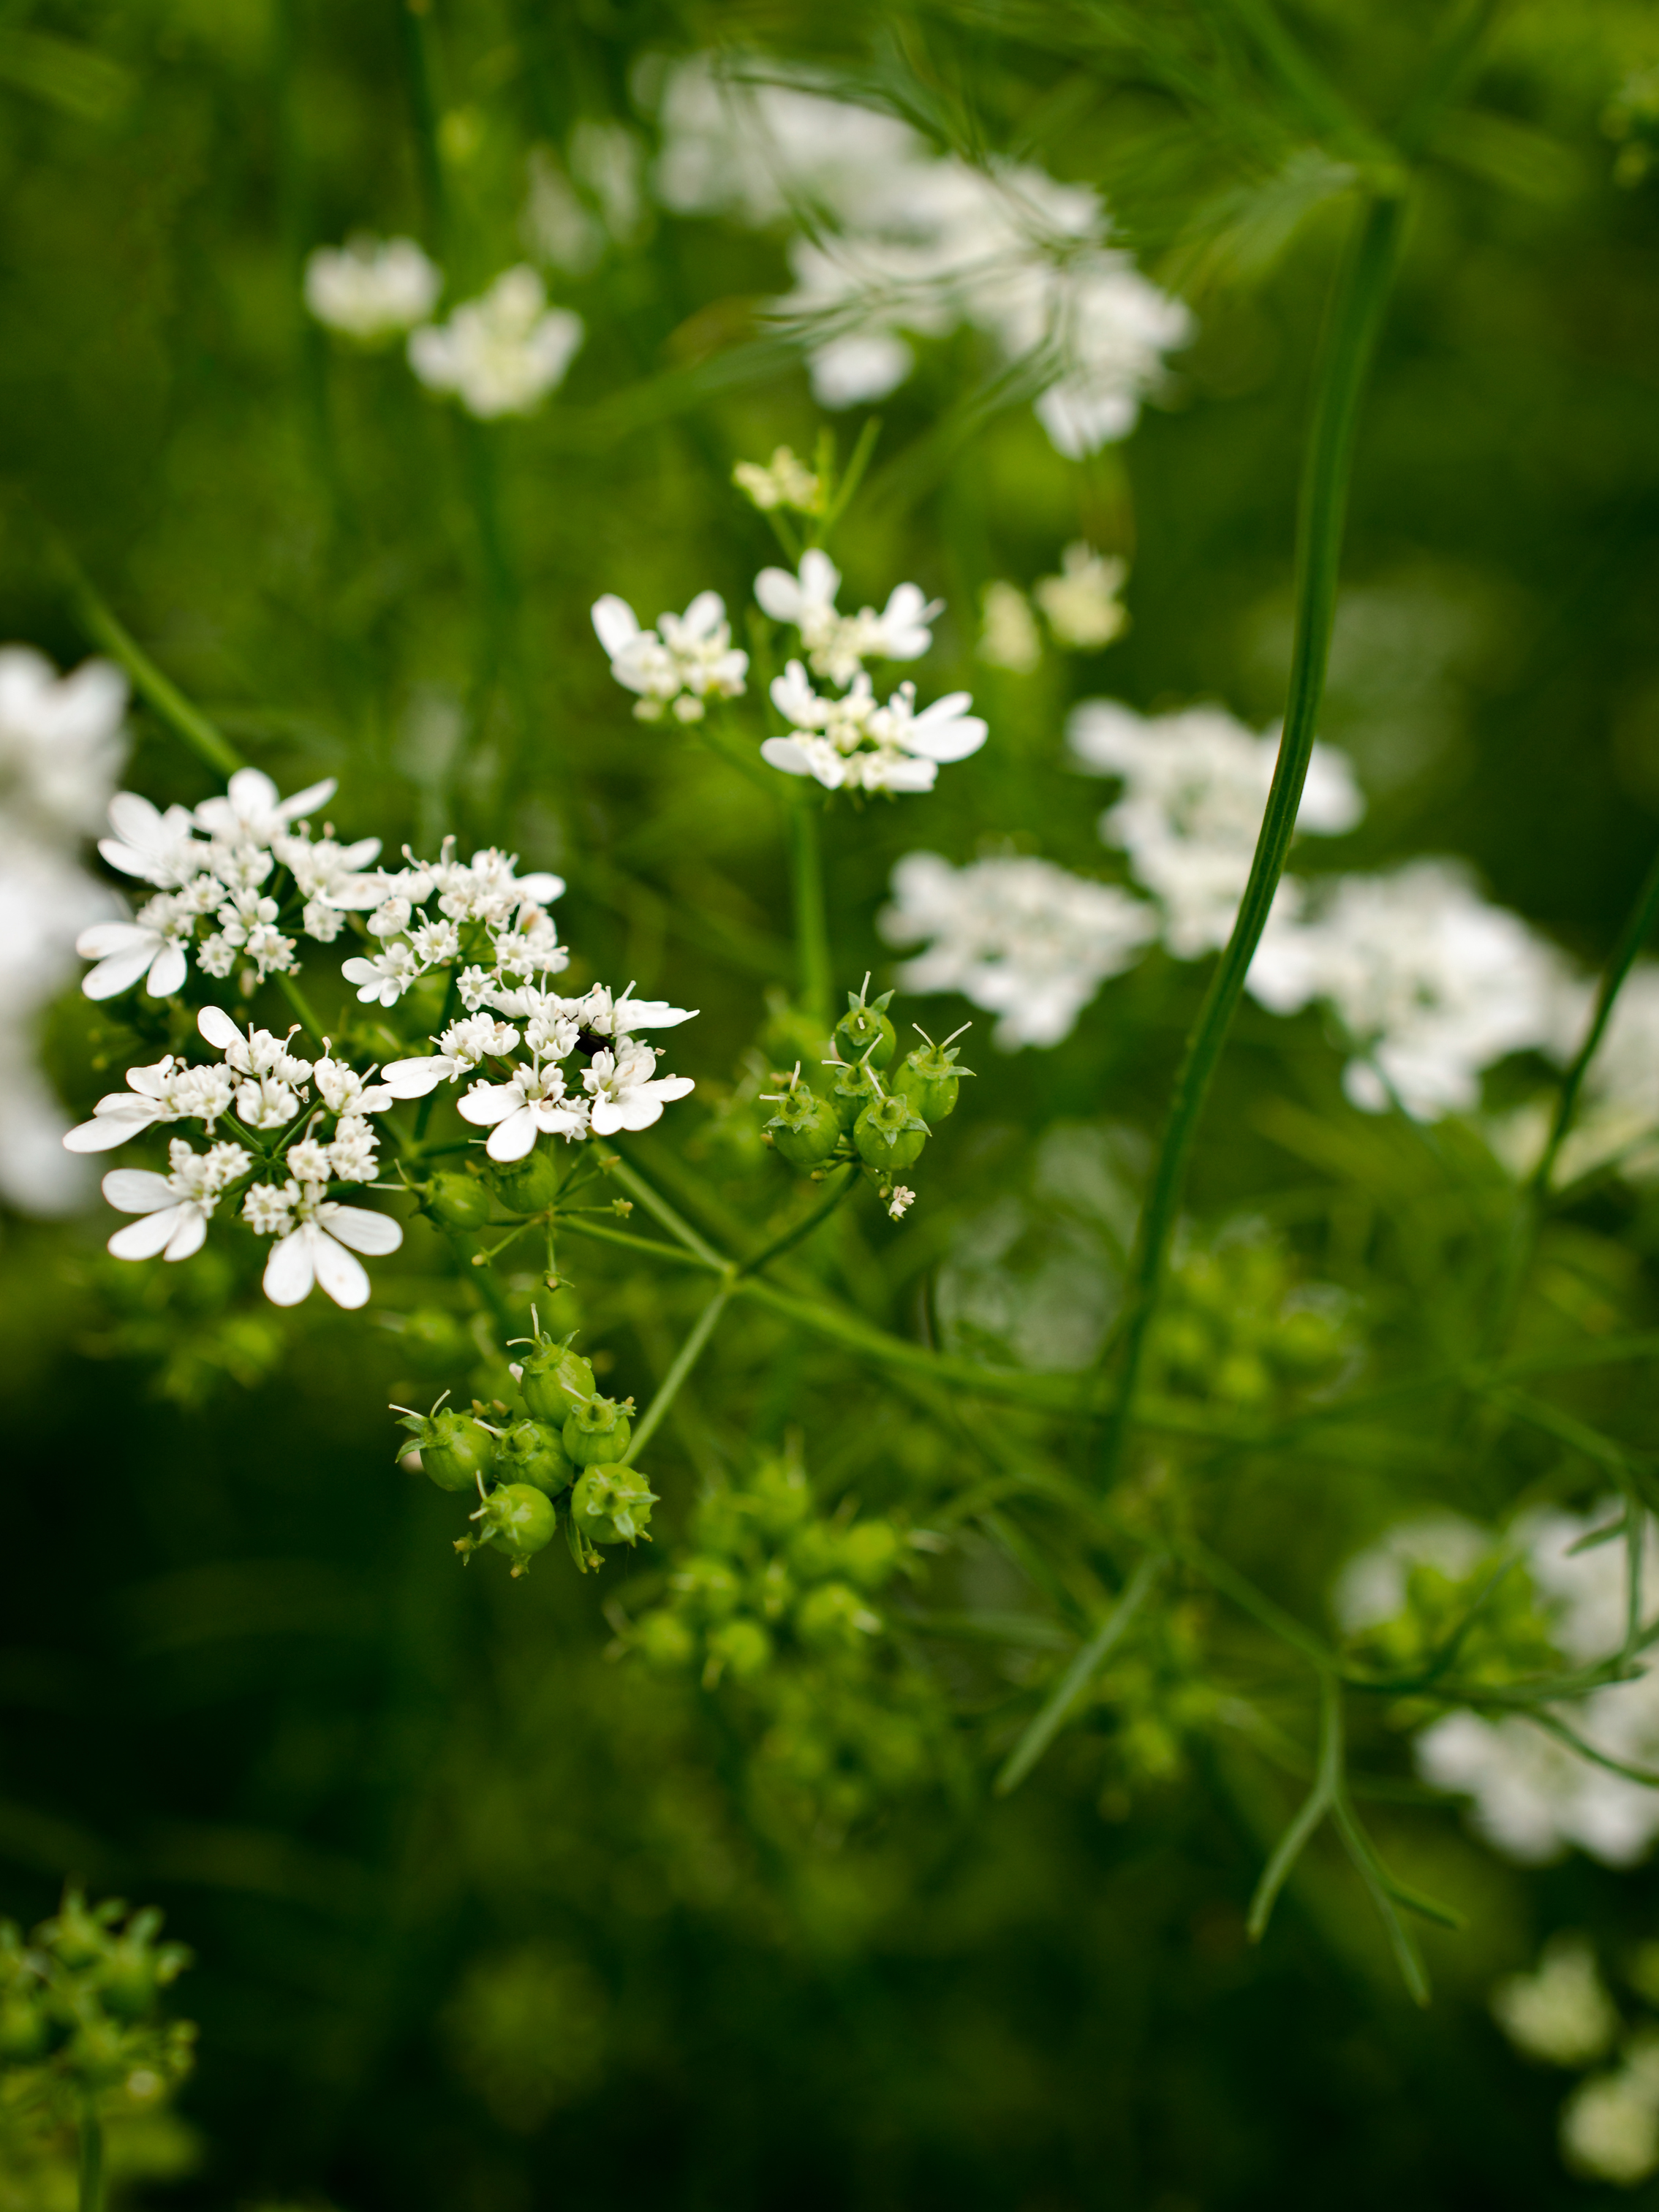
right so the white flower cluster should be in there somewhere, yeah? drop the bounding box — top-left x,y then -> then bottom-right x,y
589,592 -> 749,723
592,550 -> 986,796
1337,1506 -> 1659,1866
1492,1936 -> 1659,2186
64,1004 -> 401,1308
338,839 -> 567,1011
0,648 -> 129,1213
380,983 -> 696,1159
306,235 -> 583,420
880,850 -> 1157,1048
1068,698 -> 1364,960
654,61 -> 1192,455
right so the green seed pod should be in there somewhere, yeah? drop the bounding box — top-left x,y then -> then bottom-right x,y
704,1615 -> 771,1683
0,1992 -> 48,2061
853,1092 -> 929,1171
765,1085 -> 842,1169
474,1481 -> 556,1569
796,1578 -> 883,1653
499,1416 -> 575,1498
892,1026 -> 974,1124
632,1608 -> 696,1670
840,1518 -> 904,1591
828,1056 -> 883,1133
518,1336 -> 595,1425
833,982 -> 896,1069
423,1170 -> 493,1230
490,1145 -> 562,1216
100,1937 -> 159,2020
563,1393 -> 632,1466
570,1463 -> 657,1545
398,1404 -> 496,1493
670,1553 -> 744,1618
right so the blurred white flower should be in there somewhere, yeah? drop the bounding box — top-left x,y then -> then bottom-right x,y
1250,860 -> 1578,1120
732,446 -> 821,515
1068,697 -> 1363,962
881,849 -> 1158,1048
1562,2039 -> 1659,2186
977,583 -> 1041,673
1034,544 -> 1127,650
305,235 -> 442,344
763,661 -> 986,795
408,266 -> 583,419
1492,1936 -> 1620,2068
654,61 -> 1191,456
591,591 -> 749,721
1548,963 -> 1659,1186
582,1040 -> 696,1135
1331,1513 -> 1491,1635
755,550 -> 940,686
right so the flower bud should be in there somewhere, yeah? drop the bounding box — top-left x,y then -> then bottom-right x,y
518,1336 -> 595,1424
398,1404 -> 496,1492
670,1554 -> 744,1618
490,1145 -> 562,1216
570,1463 -> 657,1545
563,1393 -> 632,1466
473,1480 -> 556,1569
833,983 -> 896,1070
853,1092 -> 929,1172
764,1086 -> 842,1169
828,1056 -> 883,1133
500,1416 -> 574,1497
423,1170 -> 493,1230
892,1027 -> 974,1124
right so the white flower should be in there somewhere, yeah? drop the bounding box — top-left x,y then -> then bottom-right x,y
1492,1936 -> 1619,2068
732,446 -> 820,513
242,1182 -> 297,1236
1562,2041 -> 1659,2186
977,583 -> 1041,673
260,1185 -> 404,1309
285,1139 -> 334,1185
195,766 -> 338,849
581,1040 -> 695,1135
75,898 -> 192,1000
98,791 -> 208,888
197,1007 -> 311,1086
309,1054 -> 393,1116
63,1056 -> 190,1152
407,265 -> 583,419
328,1115 -> 379,1182
1248,861 -> 1577,1120
382,1014 -> 521,1099
304,235 -> 442,343
0,649 -> 127,840
1067,697 -> 1364,961
272,826 -> 385,915
880,849 -> 1158,1048
888,1185 -> 915,1221
342,943 -> 423,1007
755,551 -> 940,686
763,661 -> 986,792
654,63 -> 1191,456
1033,544 -> 1127,650
1331,1514 -> 1491,1635
591,591 -> 749,721
459,1063 -> 590,1159
101,1139 -> 251,1262
235,1075 -> 303,1132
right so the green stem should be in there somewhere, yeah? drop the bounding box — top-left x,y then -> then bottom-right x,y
62,556 -> 246,779
603,1156 -> 726,1270
77,2095 -> 104,2212
1096,189 -> 1405,1487
278,971 -> 328,1043
393,0 -> 446,250
1533,837 -> 1659,1199
622,1284 -> 732,1465
736,1164 -> 860,1277
786,799 -> 833,1023
994,1553 -> 1166,1795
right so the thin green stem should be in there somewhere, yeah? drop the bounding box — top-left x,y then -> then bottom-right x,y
736,1165 -> 860,1277
393,0 -> 446,250
1247,1667 -> 1340,1940
622,1285 -> 732,1465
278,971 -> 328,1044
77,2094 -> 104,2212
1533,837 -> 1659,1199
994,1553 -> 1166,1795
602,1157 -> 728,1270
61,556 -> 246,778
1096,189 -> 1405,1488
786,799 -> 833,1023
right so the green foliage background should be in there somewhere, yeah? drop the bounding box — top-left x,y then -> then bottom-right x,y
5,1 -> 1659,2205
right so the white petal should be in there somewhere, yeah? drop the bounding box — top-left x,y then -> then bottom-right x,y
97,837 -> 155,879
105,791 -> 164,847
589,1099 -> 627,1136
109,1207 -> 186,1260
322,1205 -> 403,1257
83,944 -> 160,999
146,942 -> 189,996
279,777 -> 337,822
616,999 -> 698,1029
592,595 -> 640,656
64,1110 -> 154,1154
681,589 -> 725,637
198,1005 -> 242,1050
516,872 -> 564,904
103,1169 -> 176,1212
485,1107 -> 539,1162
381,1057 -> 449,1099
754,568 -> 804,622
760,737 -> 813,778
798,549 -> 840,607
457,1083 -> 518,1126
650,1075 -> 695,1104
162,1207 -> 209,1260
76,920 -> 148,959
311,1231 -> 370,1308
263,1227 -> 317,1306
223,768 -> 280,817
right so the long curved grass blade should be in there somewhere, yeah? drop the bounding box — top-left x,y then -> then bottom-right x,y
994,1554 -> 1165,1795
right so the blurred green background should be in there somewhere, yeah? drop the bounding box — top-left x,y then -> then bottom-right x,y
5,1 -> 1659,2205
